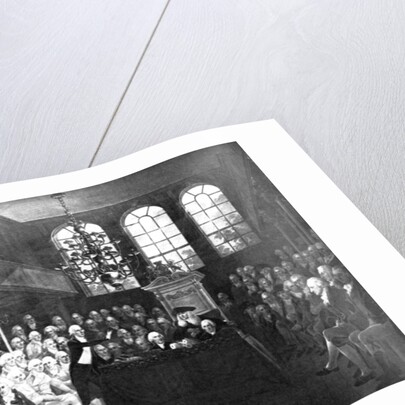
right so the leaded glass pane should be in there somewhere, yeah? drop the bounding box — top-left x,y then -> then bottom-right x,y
196,194 -> 214,209
205,207 -> 222,220
126,223 -> 144,237
135,234 -> 153,247
148,206 -> 165,217
213,217 -> 230,230
184,202 -> 202,215
188,185 -> 203,195
208,232 -> 225,246
56,228 -> 73,240
133,207 -> 148,217
154,214 -> 172,228
211,192 -> 227,204
143,245 -> 160,257
85,224 -> 104,233
181,193 -> 194,205
164,251 -> 181,263
161,224 -> 180,238
170,234 -> 188,248
123,214 -> 138,226
193,211 -> 210,225
156,240 -> 173,254
226,212 -> 243,224
175,261 -> 189,272
217,202 -> 236,215
185,256 -> 204,270
230,238 -> 247,251
217,243 -> 234,257
177,246 -> 196,259
149,230 -> 166,243
139,216 -> 158,232
222,227 -> 238,241
200,221 -> 217,235
202,185 -> 219,194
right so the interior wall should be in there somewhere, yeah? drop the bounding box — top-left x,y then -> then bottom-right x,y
0,143 -> 312,329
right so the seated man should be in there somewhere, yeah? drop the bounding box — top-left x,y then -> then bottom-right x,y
93,344 -> 115,365
200,319 -> 220,340
26,358 -> 79,404
10,337 -> 26,352
156,317 -> 177,341
11,325 -> 28,343
12,350 -> 28,376
147,332 -> 179,351
0,352 -> 19,378
106,341 -> 124,361
146,318 -> 164,334
56,336 -> 70,354
70,313 -> 84,327
22,314 -> 40,335
0,376 -> 28,405
26,331 -> 43,360
84,319 -> 106,341
131,324 -> 148,339
52,316 -> 69,338
42,356 -> 75,390
55,351 -> 71,375
117,329 -> 139,357
42,338 -> 59,358
173,306 -> 203,340
6,369 -> 44,405
43,325 -> 59,341
134,337 -> 152,353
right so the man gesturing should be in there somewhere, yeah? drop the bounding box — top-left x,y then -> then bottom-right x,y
68,324 -> 112,405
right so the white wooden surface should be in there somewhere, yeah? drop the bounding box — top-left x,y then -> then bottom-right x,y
0,0 -> 168,180
2,0 -> 405,256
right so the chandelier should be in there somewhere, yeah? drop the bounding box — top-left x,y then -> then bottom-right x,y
51,193 -> 141,289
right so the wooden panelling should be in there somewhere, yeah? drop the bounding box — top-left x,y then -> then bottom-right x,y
0,0 -> 168,182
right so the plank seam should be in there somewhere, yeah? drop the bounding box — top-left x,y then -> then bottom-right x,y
88,0 -> 172,167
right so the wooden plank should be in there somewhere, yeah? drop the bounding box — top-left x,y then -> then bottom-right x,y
0,0 -> 168,183
93,0 -> 405,255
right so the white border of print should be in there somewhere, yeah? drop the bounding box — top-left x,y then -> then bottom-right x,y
0,120 -> 404,404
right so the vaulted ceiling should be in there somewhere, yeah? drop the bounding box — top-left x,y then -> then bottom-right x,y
0,145 -> 229,222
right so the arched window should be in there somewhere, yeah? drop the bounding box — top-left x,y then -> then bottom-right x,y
181,184 -> 260,257
53,223 -> 139,296
123,206 -> 204,272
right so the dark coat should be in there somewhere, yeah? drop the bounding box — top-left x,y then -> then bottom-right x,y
152,342 -> 173,351
67,337 -> 106,373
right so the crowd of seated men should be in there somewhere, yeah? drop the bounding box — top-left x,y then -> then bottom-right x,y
0,302 -> 228,404
221,242 -> 405,389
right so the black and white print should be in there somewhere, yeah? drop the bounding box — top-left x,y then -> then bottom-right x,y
0,142 -> 403,405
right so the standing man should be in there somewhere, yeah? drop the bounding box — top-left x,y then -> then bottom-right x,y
68,324 -> 111,405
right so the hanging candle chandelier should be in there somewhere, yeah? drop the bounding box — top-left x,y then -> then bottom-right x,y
51,193 -> 141,289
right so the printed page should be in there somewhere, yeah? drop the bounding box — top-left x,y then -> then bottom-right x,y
0,120 -> 403,404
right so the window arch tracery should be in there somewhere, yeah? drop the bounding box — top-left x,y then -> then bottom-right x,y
181,184 -> 260,257
123,206 -> 204,272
